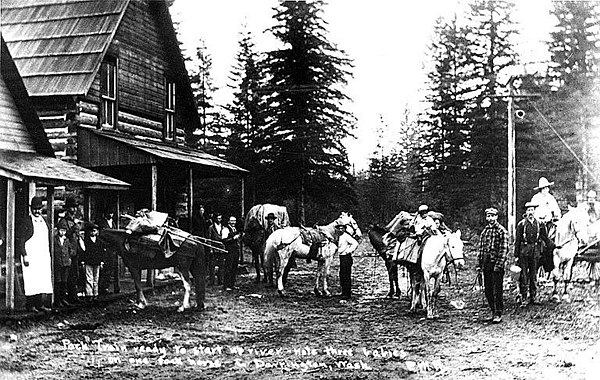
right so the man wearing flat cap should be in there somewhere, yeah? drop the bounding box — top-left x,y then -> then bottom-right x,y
514,201 -> 555,307
477,207 -> 508,323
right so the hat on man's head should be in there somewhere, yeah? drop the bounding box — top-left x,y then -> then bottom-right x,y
485,207 -> 498,216
534,177 -> 554,190
266,213 -> 276,220
64,197 -> 78,209
30,196 -> 44,209
587,190 -> 597,199
85,222 -> 99,231
57,218 -> 70,230
524,201 -> 538,209
418,205 -> 429,213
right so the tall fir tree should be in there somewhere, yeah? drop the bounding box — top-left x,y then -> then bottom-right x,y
226,27 -> 267,205
262,0 -> 356,224
419,15 -> 474,215
189,40 -> 227,155
464,0 -> 517,216
543,1 -> 600,201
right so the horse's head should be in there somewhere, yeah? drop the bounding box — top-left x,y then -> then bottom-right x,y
246,216 -> 263,231
336,212 -> 362,241
446,230 -> 465,269
561,205 -> 590,247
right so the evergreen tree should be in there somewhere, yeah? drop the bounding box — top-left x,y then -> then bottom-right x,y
189,40 -> 226,154
464,0 -> 517,215
226,27 -> 267,204
544,1 -> 600,201
419,16 -> 474,214
262,0 -> 356,224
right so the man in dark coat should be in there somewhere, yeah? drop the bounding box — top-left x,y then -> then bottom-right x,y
59,197 -> 83,303
221,216 -> 241,290
514,201 -> 555,306
97,207 -> 118,294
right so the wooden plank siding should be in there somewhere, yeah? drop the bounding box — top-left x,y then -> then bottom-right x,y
0,76 -> 37,153
78,128 -> 156,167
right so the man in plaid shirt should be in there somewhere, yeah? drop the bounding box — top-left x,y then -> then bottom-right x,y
477,207 -> 509,324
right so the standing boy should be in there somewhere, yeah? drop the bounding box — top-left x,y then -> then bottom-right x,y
477,208 -> 508,323
54,219 -> 75,307
80,223 -> 106,301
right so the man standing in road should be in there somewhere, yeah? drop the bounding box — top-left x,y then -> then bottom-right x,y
336,223 -> 359,302
514,202 -> 555,306
477,207 -> 508,323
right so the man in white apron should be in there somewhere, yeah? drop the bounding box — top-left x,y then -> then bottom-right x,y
19,196 -> 53,312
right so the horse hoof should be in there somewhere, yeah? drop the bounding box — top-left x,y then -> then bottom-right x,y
177,306 -> 185,313
278,290 -> 286,298
386,292 -> 394,298
134,302 -> 146,310
314,288 -> 323,297
323,290 -> 331,298
562,295 -> 571,303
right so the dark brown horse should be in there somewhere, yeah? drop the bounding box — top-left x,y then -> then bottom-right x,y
368,225 -> 423,306
99,228 -> 206,311
242,217 -> 269,284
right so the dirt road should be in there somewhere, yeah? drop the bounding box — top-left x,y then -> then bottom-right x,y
1,238 -> 599,379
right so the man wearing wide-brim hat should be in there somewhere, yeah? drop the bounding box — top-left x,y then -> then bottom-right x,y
265,213 -> 279,237
477,207 -> 509,323
514,201 -> 555,307
531,177 -> 561,224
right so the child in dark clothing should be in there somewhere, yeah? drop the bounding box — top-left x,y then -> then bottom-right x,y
79,223 -> 106,301
54,220 -> 75,307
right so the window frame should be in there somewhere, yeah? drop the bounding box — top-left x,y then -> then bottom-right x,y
100,58 -> 118,129
164,79 -> 176,141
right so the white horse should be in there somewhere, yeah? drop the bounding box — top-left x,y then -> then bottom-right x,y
417,230 -> 465,319
551,205 -> 590,302
264,212 -> 361,297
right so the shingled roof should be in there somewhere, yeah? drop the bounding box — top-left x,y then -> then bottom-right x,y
1,0 -> 130,96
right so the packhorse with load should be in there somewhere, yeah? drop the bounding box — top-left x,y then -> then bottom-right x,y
99,210 -> 225,311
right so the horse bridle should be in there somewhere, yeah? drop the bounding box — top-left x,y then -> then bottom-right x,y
342,222 -> 361,242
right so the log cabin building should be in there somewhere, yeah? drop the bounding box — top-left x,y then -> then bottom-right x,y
1,0 -> 247,227
1,37 -> 129,311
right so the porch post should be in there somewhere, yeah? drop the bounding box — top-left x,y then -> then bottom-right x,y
114,192 -> 121,293
5,179 -> 15,311
47,186 -> 55,306
188,166 -> 193,232
147,164 -> 158,287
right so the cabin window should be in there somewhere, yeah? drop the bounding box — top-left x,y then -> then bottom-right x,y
100,59 -> 117,128
165,80 -> 176,140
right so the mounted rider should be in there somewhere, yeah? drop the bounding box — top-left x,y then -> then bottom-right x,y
531,177 -> 561,232
412,205 -> 440,243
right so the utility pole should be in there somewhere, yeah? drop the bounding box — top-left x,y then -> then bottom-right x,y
495,76 -> 539,245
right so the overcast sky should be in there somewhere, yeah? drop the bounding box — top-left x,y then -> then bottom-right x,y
170,0 -> 555,171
